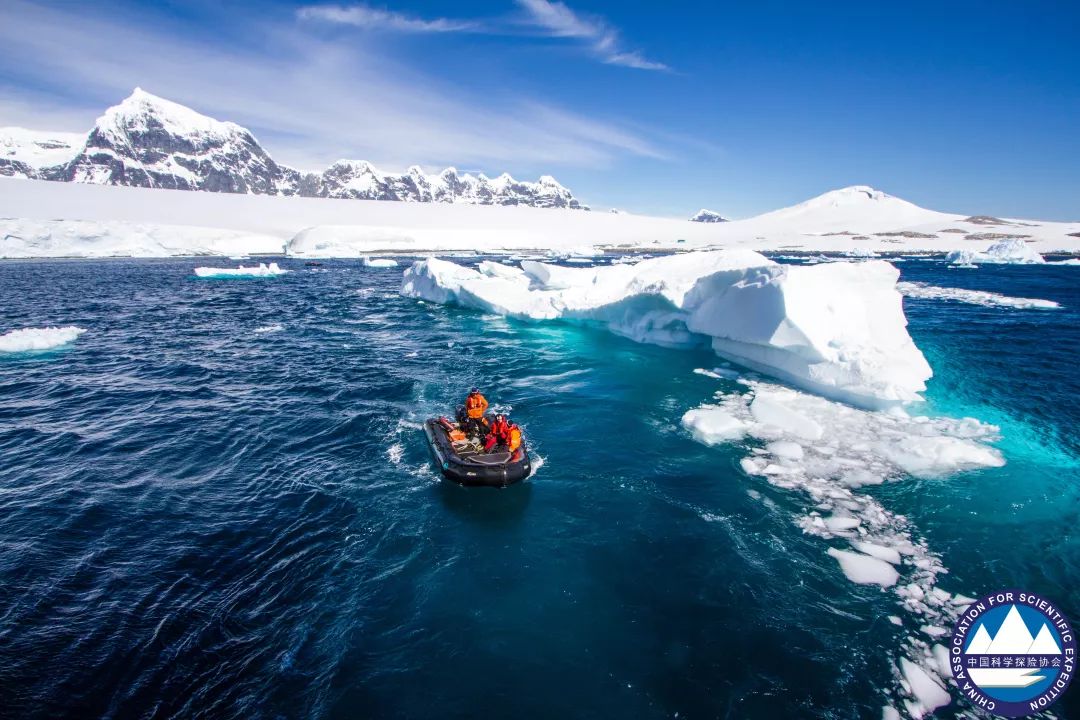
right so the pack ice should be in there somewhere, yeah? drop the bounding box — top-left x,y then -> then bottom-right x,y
401,251 -> 932,408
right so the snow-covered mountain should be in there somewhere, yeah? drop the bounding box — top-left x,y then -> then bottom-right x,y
55,89 -> 304,194
316,161 -> 585,209
2,89 -> 587,210
0,127 -> 85,179
751,185 -> 952,233
690,209 -> 728,223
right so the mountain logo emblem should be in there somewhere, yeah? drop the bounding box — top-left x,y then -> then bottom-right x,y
950,590 -> 1075,717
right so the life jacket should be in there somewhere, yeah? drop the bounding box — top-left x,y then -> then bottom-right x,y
490,419 -> 522,452
465,392 -> 488,419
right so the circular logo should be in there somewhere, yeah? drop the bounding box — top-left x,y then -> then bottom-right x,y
950,590 -> 1075,717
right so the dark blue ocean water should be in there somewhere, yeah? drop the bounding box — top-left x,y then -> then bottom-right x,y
0,256 -> 1077,719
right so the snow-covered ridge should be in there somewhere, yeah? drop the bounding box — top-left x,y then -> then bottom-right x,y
401,251 -> 932,408
317,162 -> 584,209
5,88 -> 587,209
0,127 -> 86,177
690,209 -> 728,223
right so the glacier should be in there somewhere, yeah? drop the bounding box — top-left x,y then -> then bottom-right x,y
0,217 -> 283,259
3,176 -> 1080,259
401,251 -> 933,408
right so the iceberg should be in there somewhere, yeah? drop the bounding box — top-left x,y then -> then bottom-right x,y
361,257 -> 399,268
0,326 -> 86,353
946,238 -> 1045,265
402,251 -> 932,408
194,262 -> 287,278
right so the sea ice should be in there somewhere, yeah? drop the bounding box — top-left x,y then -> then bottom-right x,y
0,326 -> 86,352
899,658 -> 950,718
682,379 -> 1004,715
682,407 -> 749,444
194,262 -> 287,278
361,257 -> 398,267
827,548 -> 899,587
851,541 -> 902,565
402,251 -> 932,408
897,281 -> 1060,309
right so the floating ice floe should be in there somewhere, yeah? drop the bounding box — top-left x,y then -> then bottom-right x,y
194,262 -> 287,278
402,250 -> 932,409
253,324 -> 284,334
0,326 -> 87,353
682,378 -> 1003,716
361,257 -> 399,268
896,281 -> 1060,309
945,238 -> 1045,266
1049,258 -> 1080,266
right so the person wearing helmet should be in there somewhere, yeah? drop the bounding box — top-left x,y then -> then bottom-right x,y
457,387 -> 490,439
484,414 -> 522,454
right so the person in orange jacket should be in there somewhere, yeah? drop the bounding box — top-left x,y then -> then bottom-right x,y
484,414 -> 522,454
457,387 -> 490,439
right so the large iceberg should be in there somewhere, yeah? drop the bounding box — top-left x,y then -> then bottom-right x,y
945,238 -> 1045,266
401,251 -> 932,408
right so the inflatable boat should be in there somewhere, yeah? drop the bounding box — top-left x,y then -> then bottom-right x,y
424,417 -> 531,487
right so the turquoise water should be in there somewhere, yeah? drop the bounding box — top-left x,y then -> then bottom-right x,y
0,257 -> 1076,718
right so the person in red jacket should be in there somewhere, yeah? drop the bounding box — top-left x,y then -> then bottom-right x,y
484,414 -> 522,454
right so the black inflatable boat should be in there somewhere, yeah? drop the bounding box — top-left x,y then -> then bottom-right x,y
424,417 -> 531,487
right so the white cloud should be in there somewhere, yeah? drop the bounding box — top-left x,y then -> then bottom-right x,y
0,0 -> 666,173
297,4 -> 479,33
516,0 -> 668,71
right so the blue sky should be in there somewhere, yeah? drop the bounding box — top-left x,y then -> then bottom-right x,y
0,0 -> 1077,219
